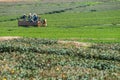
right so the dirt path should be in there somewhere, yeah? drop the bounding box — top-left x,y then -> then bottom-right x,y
58,40 -> 91,48
0,36 -> 21,41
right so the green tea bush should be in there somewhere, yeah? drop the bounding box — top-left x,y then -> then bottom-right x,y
0,38 -> 120,80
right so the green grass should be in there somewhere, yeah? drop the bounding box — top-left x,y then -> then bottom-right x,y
0,10 -> 120,42
0,1 -> 120,42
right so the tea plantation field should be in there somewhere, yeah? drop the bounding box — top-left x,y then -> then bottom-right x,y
0,38 -> 120,80
0,0 -> 120,80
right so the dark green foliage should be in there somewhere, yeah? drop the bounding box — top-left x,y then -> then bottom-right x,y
0,38 -> 120,62
0,38 -> 120,80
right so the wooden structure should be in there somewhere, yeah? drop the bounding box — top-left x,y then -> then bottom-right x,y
18,19 -> 47,27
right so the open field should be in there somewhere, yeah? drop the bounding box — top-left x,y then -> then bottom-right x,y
0,0 -> 120,80
0,9 -> 120,42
